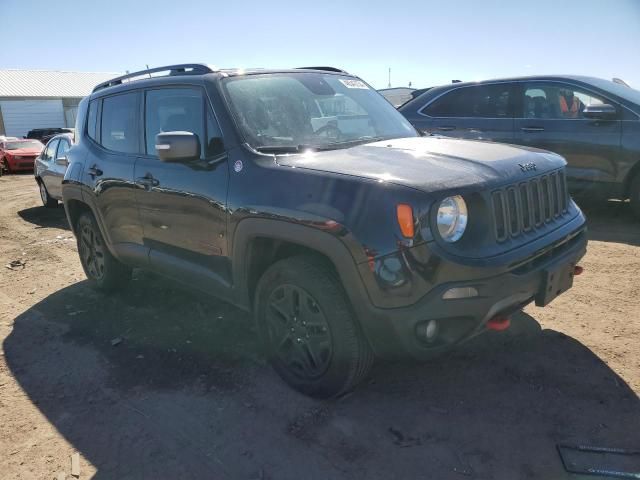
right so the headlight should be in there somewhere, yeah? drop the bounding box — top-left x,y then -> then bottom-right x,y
436,195 -> 468,242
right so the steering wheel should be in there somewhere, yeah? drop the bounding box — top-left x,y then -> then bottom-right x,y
315,123 -> 343,142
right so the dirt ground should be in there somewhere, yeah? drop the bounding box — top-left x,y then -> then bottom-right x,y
0,173 -> 639,480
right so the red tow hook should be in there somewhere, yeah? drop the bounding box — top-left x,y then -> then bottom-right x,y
573,265 -> 584,276
486,315 -> 511,331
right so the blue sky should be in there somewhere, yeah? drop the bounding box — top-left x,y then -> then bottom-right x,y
3,0 -> 639,89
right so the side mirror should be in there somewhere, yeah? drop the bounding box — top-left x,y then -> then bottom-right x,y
55,156 -> 69,166
155,131 -> 200,162
583,104 -> 617,120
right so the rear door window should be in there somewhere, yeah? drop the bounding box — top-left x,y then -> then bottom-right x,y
424,84 -> 512,118
100,92 -> 140,154
87,100 -> 99,141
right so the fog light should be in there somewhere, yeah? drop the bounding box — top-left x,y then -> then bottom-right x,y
416,319 -> 439,342
425,319 -> 438,340
442,286 -> 479,300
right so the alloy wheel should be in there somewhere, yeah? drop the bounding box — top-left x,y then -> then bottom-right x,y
39,183 -> 48,204
265,284 -> 333,379
78,221 -> 106,280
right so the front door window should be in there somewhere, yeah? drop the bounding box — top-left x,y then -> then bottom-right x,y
523,84 -> 607,119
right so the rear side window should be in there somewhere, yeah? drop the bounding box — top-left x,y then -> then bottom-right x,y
424,84 -> 512,118
145,88 -> 205,158
100,92 -> 140,154
87,100 -> 99,141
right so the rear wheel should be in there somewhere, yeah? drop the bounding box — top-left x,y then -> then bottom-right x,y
630,173 -> 640,220
255,255 -> 373,398
38,180 -> 58,208
76,212 -> 131,290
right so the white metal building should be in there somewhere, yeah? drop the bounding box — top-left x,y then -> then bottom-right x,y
0,70 -> 118,138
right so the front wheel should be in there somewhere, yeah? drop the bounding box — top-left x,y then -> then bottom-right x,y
255,255 -> 373,398
630,173 -> 640,220
76,212 -> 131,291
38,180 -> 58,208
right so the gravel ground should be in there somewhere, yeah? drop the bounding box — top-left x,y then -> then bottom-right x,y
1,173 -> 639,479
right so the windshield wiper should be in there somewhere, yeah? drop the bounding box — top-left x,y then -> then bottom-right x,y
255,137 -> 390,154
314,136 -> 389,150
255,145 -> 316,154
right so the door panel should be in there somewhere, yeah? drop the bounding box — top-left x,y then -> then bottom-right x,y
422,83 -> 515,143
513,82 -> 622,195
135,87 -> 230,291
84,92 -> 146,259
49,138 -> 70,197
134,158 -> 229,280
39,139 -> 59,195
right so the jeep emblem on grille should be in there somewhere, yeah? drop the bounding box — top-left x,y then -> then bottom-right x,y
519,162 -> 537,172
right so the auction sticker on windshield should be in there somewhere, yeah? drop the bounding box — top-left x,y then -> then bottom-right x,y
339,79 -> 369,89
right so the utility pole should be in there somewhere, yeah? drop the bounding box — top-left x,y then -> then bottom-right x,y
388,67 -> 391,88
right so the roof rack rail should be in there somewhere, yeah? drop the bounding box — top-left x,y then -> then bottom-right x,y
296,66 -> 349,74
93,63 -> 217,93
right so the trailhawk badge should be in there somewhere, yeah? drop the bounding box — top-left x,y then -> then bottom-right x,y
518,162 -> 537,172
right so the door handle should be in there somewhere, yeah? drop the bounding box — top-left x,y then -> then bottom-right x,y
521,127 -> 545,132
436,126 -> 456,131
135,174 -> 160,189
87,165 -> 103,178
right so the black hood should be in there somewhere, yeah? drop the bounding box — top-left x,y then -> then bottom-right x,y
275,136 -> 566,193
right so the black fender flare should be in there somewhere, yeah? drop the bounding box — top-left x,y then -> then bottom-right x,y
231,218 -> 372,316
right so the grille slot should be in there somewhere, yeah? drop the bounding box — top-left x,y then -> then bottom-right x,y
491,170 -> 569,242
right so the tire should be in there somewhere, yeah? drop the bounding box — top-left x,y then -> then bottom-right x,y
255,255 -> 374,398
38,180 -> 58,208
630,173 -> 640,220
75,212 -> 131,291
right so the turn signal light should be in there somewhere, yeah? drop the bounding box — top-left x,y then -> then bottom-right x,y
396,204 -> 414,238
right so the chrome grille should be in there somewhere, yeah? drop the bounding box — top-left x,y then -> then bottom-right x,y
491,170 -> 569,242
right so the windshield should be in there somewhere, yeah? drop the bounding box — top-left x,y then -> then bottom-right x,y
4,140 -> 43,150
223,73 -> 418,151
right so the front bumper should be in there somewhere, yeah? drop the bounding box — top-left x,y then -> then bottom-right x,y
6,157 -> 36,171
353,224 -> 587,361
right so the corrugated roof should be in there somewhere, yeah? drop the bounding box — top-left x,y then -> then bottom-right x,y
0,70 -> 121,98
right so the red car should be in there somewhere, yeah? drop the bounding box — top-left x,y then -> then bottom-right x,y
0,139 -> 44,174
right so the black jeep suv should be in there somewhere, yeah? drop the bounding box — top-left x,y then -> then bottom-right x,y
62,64 -> 587,398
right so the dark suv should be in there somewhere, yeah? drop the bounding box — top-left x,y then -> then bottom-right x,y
26,128 -> 74,144
62,64 -> 587,397
398,75 -> 640,217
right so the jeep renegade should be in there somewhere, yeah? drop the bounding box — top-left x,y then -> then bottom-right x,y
62,64 -> 587,398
